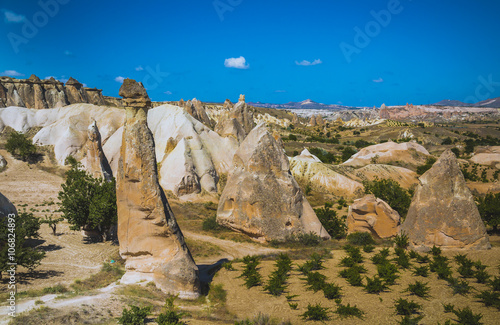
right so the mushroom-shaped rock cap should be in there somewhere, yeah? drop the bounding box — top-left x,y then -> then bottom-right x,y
28,74 -> 40,81
119,78 -> 150,100
66,77 -> 82,86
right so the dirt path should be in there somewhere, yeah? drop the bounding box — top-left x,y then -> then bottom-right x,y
183,230 -> 284,263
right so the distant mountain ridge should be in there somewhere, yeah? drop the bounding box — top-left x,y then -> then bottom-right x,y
434,97 -> 500,108
248,99 -> 357,110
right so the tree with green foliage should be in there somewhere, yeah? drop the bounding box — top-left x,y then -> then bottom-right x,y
0,212 -> 46,279
314,203 -> 347,239
363,178 -> 412,219
5,131 -> 37,162
58,159 -> 117,241
477,192 -> 500,231
41,214 -> 65,236
416,156 -> 437,175
342,146 -> 357,162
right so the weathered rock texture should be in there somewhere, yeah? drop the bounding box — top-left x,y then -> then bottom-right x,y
309,115 -> 317,126
181,98 -> 214,128
116,79 -> 200,298
470,146 -> 500,169
0,191 -> 17,219
0,154 -> 6,170
214,94 -> 254,143
80,121 -> 113,181
0,76 -> 105,109
380,104 -> 500,122
343,141 -> 429,168
292,113 -> 300,125
401,149 -> 490,251
217,124 -> 331,242
347,195 -> 401,239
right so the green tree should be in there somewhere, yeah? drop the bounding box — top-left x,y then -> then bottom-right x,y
0,212 -> 46,278
477,193 -> 500,231
58,160 -> 117,241
342,146 -> 357,162
314,203 -> 347,239
5,131 -> 37,162
41,215 -> 65,236
363,178 -> 412,219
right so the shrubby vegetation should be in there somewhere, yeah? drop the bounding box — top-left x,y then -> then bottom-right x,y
363,178 -> 412,219
476,192 -> 500,231
313,203 -> 347,239
0,212 -> 46,277
5,131 -> 37,162
58,157 -> 117,241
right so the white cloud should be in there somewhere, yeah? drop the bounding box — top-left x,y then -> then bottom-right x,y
275,90 -> 287,93
164,91 -> 172,95
2,9 -> 25,23
295,59 -> 322,66
224,56 -> 249,69
1,70 -> 24,77
135,65 -> 144,71
373,78 -> 384,83
114,76 -> 125,83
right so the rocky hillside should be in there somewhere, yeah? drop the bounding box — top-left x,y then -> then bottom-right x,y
0,75 -> 105,109
380,103 -> 500,122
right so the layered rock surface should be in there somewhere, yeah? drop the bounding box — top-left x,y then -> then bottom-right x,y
214,94 -> 254,143
116,79 -> 200,298
0,76 -> 105,109
347,195 -> 401,239
343,141 -> 429,168
401,150 -> 490,251
80,121 -> 113,181
217,124 -> 330,242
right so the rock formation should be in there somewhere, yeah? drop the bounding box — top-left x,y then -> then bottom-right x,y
0,154 -> 6,170
343,141 -> 430,168
116,79 -> 200,298
217,124 -> 331,242
289,156 -> 364,199
470,146 -> 500,169
223,98 -> 233,110
0,75 -> 105,109
401,149 -> 490,251
341,164 -> 419,189
347,195 -> 401,239
215,94 -> 254,142
0,191 -> 17,219
309,115 -> 317,127
191,98 -> 214,127
292,113 -> 300,125
80,121 -> 113,181
379,104 -> 499,122
315,115 -> 324,126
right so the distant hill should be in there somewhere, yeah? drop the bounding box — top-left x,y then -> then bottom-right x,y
476,97 -> 500,108
434,97 -> 500,108
248,99 -> 355,110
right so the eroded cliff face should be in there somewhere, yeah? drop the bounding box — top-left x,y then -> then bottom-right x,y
116,79 -> 200,299
0,75 -> 105,109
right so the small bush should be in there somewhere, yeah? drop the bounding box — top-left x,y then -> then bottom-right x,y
364,275 -> 388,294
443,303 -> 455,313
363,244 -> 375,253
222,260 -> 235,271
298,252 -> 324,275
378,262 -> 400,285
347,232 -> 375,246
475,290 -> 500,309
431,245 -> 442,256
491,276 -> 500,291
343,245 -> 364,263
323,282 -> 342,300
415,254 -> 429,264
118,305 -> 151,325
5,131 -> 37,162
394,298 -> 422,316
339,267 -> 364,286
202,215 -> 223,232
395,251 -> 411,269
240,255 -> 262,289
304,272 -> 327,292
372,249 -> 391,265
398,315 -> 424,325
314,204 -> 347,239
452,307 -> 483,325
335,303 -> 364,319
301,303 -> 330,321
475,269 -> 490,284
412,266 -> 429,277
288,302 -> 298,310
405,281 -> 431,299
394,233 -> 410,249
447,277 -> 472,296
42,284 -> 68,294
297,232 -> 322,247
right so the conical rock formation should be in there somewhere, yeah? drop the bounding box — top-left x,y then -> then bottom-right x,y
81,121 -> 113,181
217,124 -> 330,242
401,149 -> 490,251
116,79 -> 200,298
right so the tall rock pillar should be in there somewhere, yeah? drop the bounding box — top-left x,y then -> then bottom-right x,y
116,79 -> 200,299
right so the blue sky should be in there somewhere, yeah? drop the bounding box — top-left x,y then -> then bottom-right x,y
1,0 -> 499,106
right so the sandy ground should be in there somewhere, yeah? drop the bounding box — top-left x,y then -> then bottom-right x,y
215,245 -> 500,325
